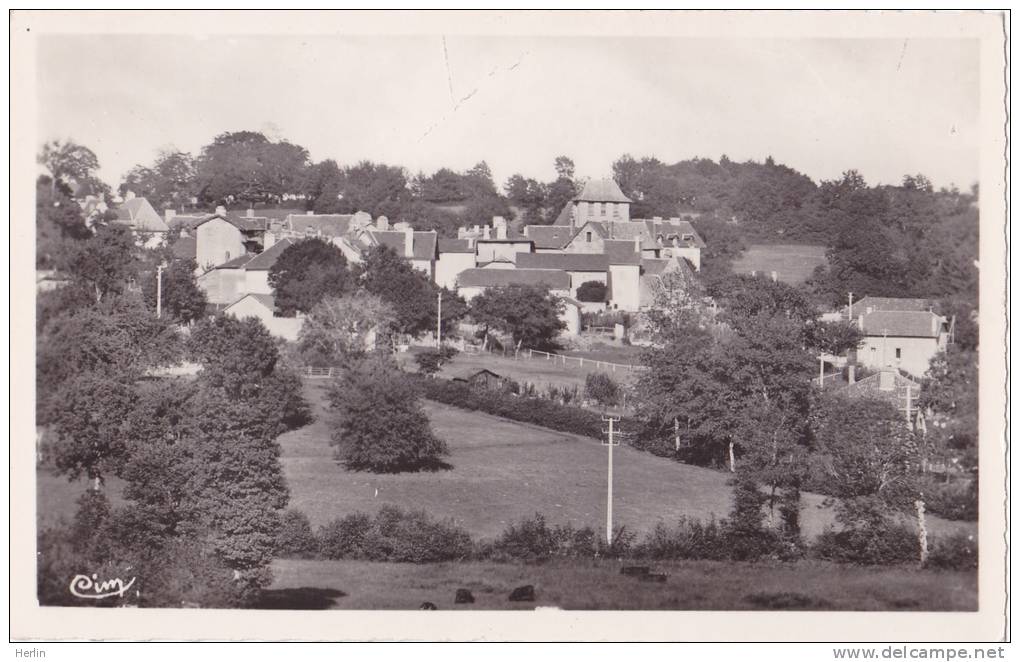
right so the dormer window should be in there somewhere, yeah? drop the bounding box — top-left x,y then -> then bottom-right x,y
682,233 -> 693,242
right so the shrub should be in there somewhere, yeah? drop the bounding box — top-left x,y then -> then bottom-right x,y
922,478 -> 978,521
489,514 -> 604,562
928,532 -> 978,570
317,507 -> 473,563
635,517 -> 728,561
414,346 -> 459,376
318,513 -> 375,560
812,522 -> 919,565
576,281 -> 608,303
584,372 -> 620,408
275,510 -> 320,559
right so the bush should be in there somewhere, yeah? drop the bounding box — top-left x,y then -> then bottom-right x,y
584,372 -> 620,408
317,506 -> 473,563
928,532 -> 978,570
635,517 -> 728,561
275,510 -> 320,559
488,514 -> 605,562
576,281 -> 608,303
812,522 -> 919,565
922,478 -> 978,521
414,346 -> 459,376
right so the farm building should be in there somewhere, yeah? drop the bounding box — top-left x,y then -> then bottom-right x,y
453,368 -> 510,391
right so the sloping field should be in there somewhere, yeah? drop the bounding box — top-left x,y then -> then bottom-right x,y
280,382 -> 973,542
731,244 -> 828,285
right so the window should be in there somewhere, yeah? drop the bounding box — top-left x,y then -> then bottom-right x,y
586,231 -> 593,243
225,251 -> 231,261
895,348 -> 902,359
600,203 -> 606,216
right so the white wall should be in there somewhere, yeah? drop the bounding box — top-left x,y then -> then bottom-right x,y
608,264 -> 641,312
567,271 -> 607,299
196,218 -> 244,271
435,252 -> 476,290
245,270 -> 272,295
476,242 -> 530,264
409,258 -> 434,279
559,302 -> 581,336
225,297 -> 303,341
857,335 -> 945,378
197,268 -> 246,305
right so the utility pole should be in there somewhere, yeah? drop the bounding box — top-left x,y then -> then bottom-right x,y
602,415 -> 621,545
156,263 -> 165,319
436,290 -> 442,348
848,291 -> 853,319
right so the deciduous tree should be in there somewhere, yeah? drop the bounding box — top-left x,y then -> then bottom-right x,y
267,238 -> 352,317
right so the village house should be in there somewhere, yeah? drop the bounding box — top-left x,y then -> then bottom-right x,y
223,292 -> 302,341
435,238 -> 477,290
111,193 -> 169,248
196,238 -> 293,306
554,178 -> 633,227
846,297 -> 951,378
459,216 -> 533,265
194,206 -> 267,271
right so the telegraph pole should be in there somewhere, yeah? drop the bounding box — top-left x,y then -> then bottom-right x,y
436,290 -> 442,348
156,264 -> 165,319
602,415 -> 621,545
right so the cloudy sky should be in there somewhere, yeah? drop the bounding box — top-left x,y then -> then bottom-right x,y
37,34 -> 979,191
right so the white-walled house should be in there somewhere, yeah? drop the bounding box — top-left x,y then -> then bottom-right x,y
194,207 -> 266,271
605,240 -> 643,312
224,293 -> 302,341
111,194 -> 169,248
196,238 -> 293,306
853,307 -> 950,378
435,238 -> 477,290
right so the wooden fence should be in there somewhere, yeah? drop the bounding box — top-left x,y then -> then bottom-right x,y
461,343 -> 646,374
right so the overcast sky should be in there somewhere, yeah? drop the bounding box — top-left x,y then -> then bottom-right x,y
37,34 -> 979,191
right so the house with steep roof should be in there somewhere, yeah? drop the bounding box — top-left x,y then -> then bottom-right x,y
196,238 -> 293,306
194,206 -> 268,271
554,178 -> 633,228
112,194 -> 170,248
637,218 -> 706,269
853,303 -> 950,378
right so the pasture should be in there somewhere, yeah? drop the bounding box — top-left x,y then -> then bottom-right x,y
279,382 -> 972,542
731,244 -> 828,285
264,558 -> 977,611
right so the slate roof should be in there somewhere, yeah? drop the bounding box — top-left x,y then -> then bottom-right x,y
515,252 -> 609,272
603,239 -> 642,265
552,202 -> 575,227
215,254 -> 255,270
113,197 -> 169,232
283,213 -> 356,237
457,268 -> 571,290
195,213 -> 266,233
575,178 -> 632,203
226,292 -> 278,313
641,258 -> 672,276
851,297 -> 933,314
167,214 -> 209,233
524,225 -> 574,249
859,310 -> 947,338
371,230 -> 438,261
438,238 -> 475,254
243,239 -> 294,271
637,219 -> 706,248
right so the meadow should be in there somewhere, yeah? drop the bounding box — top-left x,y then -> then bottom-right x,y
263,557 -> 977,611
731,244 -> 829,285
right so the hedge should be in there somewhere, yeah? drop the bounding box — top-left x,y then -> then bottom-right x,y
414,375 -> 638,442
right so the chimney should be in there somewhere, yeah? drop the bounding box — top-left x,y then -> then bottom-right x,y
247,208 -> 255,218
215,205 -> 227,216
496,223 -> 507,240
634,236 -> 641,253
306,210 -> 314,216
483,226 -> 491,240
164,209 -> 176,223
377,216 -> 389,231
652,216 -> 662,221
847,364 -> 856,384
771,271 -> 778,282
932,314 -> 939,336
493,215 -> 506,228
879,370 -> 894,391
857,315 -> 864,331
404,227 -> 414,257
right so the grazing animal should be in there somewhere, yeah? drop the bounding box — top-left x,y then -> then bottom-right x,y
455,589 -> 475,604
508,585 -> 535,602
419,601 -> 438,610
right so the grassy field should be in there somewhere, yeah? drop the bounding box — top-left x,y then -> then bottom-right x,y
280,381 -> 973,542
731,244 -> 828,285
263,558 -> 977,611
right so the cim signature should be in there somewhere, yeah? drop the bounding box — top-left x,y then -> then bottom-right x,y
69,573 -> 137,600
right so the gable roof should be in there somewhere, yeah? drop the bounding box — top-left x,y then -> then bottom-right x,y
225,292 -> 278,313
524,225 -> 574,249
243,238 -> 294,271
214,253 -> 254,270
283,213 -> 356,238
637,219 -> 706,248
113,197 -> 169,232
604,239 -> 642,265
859,310 -> 947,338
167,214 -> 208,233
195,212 -> 266,233
457,268 -> 570,290
552,202 -> 575,227
516,252 -> 609,272
851,297 -> 933,315
576,178 -> 632,203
